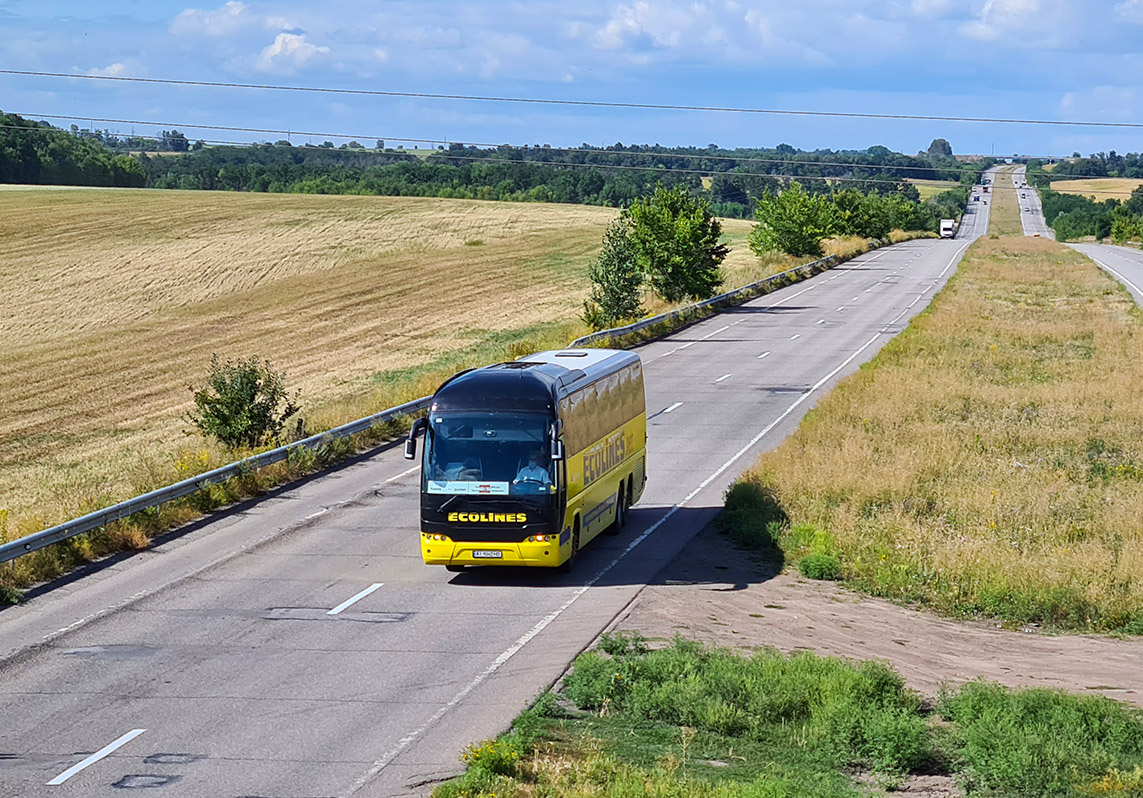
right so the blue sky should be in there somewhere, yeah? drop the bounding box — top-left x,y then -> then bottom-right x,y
2,0 -> 1143,157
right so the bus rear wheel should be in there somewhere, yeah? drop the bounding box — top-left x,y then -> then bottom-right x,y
605,487 -> 629,536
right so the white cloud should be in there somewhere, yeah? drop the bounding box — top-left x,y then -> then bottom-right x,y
1116,0 -> 1143,21
1059,86 -> 1141,122
88,62 -> 128,77
256,32 -> 330,73
170,1 -> 250,36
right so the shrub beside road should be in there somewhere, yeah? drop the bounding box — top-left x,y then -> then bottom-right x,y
437,638 -> 1143,797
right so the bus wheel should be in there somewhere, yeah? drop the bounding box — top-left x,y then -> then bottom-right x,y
445,564 -> 466,573
605,489 -> 627,536
559,526 -> 580,573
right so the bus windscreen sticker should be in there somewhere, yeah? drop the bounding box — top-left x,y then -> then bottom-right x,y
427,481 -> 510,495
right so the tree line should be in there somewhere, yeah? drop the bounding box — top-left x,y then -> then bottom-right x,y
0,112 -> 145,186
0,113 -> 986,221
1026,159 -> 1143,243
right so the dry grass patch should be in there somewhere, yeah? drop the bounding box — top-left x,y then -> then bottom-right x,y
736,236 -> 1143,632
987,165 -> 1024,236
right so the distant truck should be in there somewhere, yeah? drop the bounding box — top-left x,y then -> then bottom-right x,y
939,219 -> 956,239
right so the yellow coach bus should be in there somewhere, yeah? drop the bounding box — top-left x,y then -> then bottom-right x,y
404,349 -> 647,572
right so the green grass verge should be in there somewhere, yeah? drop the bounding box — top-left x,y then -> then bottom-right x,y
436,639 -> 1143,798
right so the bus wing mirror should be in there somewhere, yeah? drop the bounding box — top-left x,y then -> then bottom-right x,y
550,439 -> 564,461
405,417 -> 428,460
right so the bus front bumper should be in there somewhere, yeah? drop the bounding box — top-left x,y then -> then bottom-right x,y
421,534 -> 565,567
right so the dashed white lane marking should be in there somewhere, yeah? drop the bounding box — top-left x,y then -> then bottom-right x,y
47,729 -> 147,785
304,508 -> 329,520
836,306 -> 846,311
865,288 -> 873,292
790,334 -> 800,340
328,583 -> 385,616
852,296 -> 859,302
816,319 -> 826,325
758,351 -> 771,359
714,374 -> 732,383
701,325 -> 731,340
663,402 -> 683,414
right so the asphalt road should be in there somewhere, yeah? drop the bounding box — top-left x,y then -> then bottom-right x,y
1013,165 -> 1056,239
1069,242 -> 1143,305
0,212 -> 989,797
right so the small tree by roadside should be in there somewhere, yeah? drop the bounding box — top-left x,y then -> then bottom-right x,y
627,184 -> 728,303
583,217 -> 644,329
187,355 -> 301,449
749,181 -> 836,257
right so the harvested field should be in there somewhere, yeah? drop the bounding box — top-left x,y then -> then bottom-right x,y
907,178 -> 959,202
732,236 -> 1143,632
0,188 -> 773,539
1051,177 -> 1143,200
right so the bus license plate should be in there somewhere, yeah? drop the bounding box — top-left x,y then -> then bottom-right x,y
472,550 -> 503,559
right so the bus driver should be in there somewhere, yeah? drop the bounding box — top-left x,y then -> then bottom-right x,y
514,450 -> 551,486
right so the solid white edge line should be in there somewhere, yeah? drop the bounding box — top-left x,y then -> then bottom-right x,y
328,582 -> 385,616
714,374 -> 731,383
47,728 -> 146,785
1089,255 -> 1143,297
678,341 -> 696,349
663,402 -> 683,414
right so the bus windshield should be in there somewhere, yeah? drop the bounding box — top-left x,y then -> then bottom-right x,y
425,412 -> 556,497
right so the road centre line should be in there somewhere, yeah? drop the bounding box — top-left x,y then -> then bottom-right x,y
47,728 -> 146,785
343,283 -> 927,796
328,583 -> 384,616
715,374 -> 732,383
663,402 -> 683,413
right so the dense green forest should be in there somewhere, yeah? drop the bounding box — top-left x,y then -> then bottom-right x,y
0,110 -> 982,227
1027,159 -> 1143,242
0,112 -> 146,186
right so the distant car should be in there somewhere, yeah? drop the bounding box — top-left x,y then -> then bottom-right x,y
1033,233 -> 1041,237
1021,193 -> 1026,198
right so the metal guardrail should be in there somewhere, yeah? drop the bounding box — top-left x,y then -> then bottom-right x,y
0,396 -> 432,564
570,252 -> 846,347
1,240 -> 881,565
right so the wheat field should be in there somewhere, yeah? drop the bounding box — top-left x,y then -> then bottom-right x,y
1049,177 -> 1143,200
1,188 -> 769,537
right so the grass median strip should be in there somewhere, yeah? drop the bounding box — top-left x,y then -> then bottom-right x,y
435,636 -> 1143,797
724,236 -> 1143,632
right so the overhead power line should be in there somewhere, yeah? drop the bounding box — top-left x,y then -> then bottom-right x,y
15,111 -> 978,176
5,119 -> 1141,197
5,68 -> 1143,130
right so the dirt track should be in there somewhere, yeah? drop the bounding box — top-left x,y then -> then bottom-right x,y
617,526 -> 1143,705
